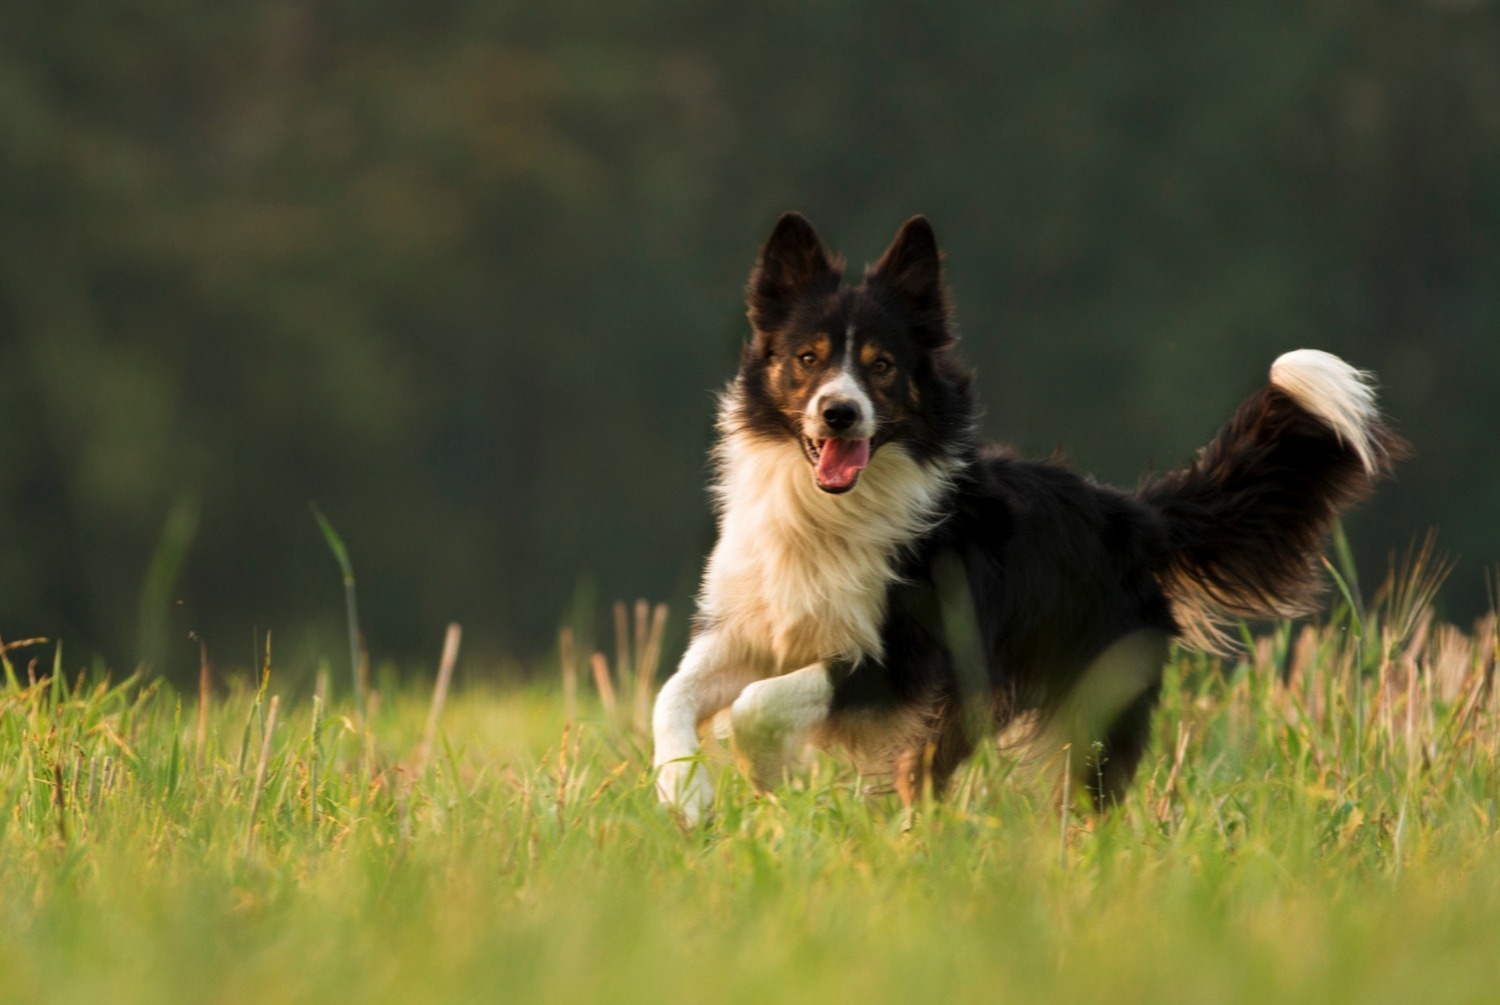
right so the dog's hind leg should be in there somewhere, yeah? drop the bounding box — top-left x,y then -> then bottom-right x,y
894,706 -> 976,810
1044,628 -> 1169,809
729,663 -> 835,791
1068,629 -> 1169,809
1083,678 -> 1163,808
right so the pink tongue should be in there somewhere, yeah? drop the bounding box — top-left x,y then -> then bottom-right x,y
817,438 -> 871,489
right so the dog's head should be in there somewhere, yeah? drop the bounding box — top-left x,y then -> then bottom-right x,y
731,213 -> 974,493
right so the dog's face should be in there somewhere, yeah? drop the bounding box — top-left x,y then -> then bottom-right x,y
732,213 -> 973,493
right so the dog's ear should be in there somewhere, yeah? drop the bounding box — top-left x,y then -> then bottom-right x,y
867,216 -> 952,347
747,212 -> 841,334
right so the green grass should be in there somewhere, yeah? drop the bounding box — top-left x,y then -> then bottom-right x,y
4,582 -> 1500,1004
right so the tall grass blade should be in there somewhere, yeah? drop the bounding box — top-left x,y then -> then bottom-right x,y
311,503 -> 364,712
1331,519 -> 1364,628
136,495 -> 200,675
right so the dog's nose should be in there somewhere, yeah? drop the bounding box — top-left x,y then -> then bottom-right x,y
822,401 -> 859,432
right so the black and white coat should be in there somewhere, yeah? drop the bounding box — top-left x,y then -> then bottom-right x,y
653,214 -> 1403,824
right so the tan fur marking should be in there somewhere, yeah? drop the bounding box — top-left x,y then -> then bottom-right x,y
794,334 -> 832,362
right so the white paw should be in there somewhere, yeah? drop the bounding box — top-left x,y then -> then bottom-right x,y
656,758 -> 715,826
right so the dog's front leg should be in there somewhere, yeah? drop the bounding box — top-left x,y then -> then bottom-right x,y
652,631 -> 762,824
729,663 -> 835,791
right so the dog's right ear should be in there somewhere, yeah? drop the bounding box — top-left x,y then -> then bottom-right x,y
747,212 -> 841,334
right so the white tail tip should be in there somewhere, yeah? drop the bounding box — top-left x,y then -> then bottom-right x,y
1269,349 -> 1381,473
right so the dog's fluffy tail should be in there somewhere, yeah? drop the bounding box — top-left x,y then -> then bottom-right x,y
1139,350 -> 1406,650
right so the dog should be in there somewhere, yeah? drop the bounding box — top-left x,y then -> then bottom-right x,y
652,212 -> 1403,824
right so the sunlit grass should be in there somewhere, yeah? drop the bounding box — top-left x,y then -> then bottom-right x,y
3,567 -> 1500,1004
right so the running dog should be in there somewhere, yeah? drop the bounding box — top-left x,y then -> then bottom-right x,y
652,212 -> 1403,823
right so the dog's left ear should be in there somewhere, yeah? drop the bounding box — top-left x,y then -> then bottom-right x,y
867,216 -> 952,347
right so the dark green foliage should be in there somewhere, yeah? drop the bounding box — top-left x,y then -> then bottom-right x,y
1,2 -> 1496,675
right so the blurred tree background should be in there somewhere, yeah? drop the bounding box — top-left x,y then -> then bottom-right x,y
2,1 -> 1497,680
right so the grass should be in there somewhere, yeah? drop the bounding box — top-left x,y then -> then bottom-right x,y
4,566 -> 1500,1005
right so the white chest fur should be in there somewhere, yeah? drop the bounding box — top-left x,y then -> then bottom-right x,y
698,431 -> 953,671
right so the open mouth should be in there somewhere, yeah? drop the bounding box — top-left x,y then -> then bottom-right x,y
801,435 -> 872,493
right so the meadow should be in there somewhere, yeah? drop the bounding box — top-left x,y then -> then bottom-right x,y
4,547 -> 1500,1005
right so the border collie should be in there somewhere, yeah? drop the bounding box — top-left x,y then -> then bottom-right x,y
653,212 -> 1403,824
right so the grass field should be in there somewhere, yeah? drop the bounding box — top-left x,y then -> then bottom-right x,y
4,557 -> 1500,1004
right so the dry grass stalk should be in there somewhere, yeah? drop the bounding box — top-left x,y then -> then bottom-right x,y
197,639 -> 211,771
555,721 -> 574,828
415,622 -> 462,777
613,601 -> 634,701
244,694 -> 281,857
559,627 -> 577,721
1153,723 -> 1192,824
69,752 -> 83,816
1288,625 -> 1319,687
0,635 -> 47,656
634,603 -> 669,732
633,599 -> 650,683
1405,659 -> 1419,768
591,652 -> 617,715
574,599 -> 671,730
1431,624 -> 1472,702
52,762 -> 67,844
1381,532 -> 1454,651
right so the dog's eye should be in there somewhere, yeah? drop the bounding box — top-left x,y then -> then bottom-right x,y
798,352 -> 818,366
871,358 -> 892,374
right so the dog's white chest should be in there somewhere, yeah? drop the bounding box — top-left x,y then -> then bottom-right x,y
706,521 -> 891,668
700,434 -> 953,671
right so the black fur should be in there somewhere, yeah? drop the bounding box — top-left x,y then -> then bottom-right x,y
733,213 -> 1404,807
827,450 -> 1181,805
